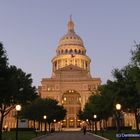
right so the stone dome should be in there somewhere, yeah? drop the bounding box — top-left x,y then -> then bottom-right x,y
58,16 -> 84,47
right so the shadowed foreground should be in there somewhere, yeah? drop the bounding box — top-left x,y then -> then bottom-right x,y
31,131 -> 109,140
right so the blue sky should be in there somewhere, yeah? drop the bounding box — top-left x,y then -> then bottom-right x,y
0,0 -> 140,87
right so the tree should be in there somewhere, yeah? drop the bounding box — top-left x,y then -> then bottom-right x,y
109,42 -> 140,132
78,102 -> 93,129
22,98 -> 66,132
131,43 -> 140,67
78,83 -> 116,130
112,65 -> 140,132
0,42 -> 9,140
0,43 -> 38,140
0,42 -> 8,69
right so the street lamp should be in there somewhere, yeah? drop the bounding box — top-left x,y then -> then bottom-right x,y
93,114 -> 97,119
53,119 -> 56,131
43,115 -> 47,133
115,103 -> 121,133
93,115 -> 97,134
15,104 -> 21,140
116,104 -> 121,111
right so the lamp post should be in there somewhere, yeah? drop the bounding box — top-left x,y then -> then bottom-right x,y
43,115 -> 47,133
93,115 -> 97,134
53,119 -> 56,132
115,103 -> 121,133
15,104 -> 21,140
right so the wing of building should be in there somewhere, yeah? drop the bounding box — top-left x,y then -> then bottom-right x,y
38,17 -> 101,129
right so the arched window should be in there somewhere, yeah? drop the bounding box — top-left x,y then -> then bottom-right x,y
85,62 -> 88,68
75,59 -> 77,66
62,91 -> 81,105
84,51 -> 86,55
65,59 -> 67,65
54,62 -> 57,68
58,51 -> 60,55
74,49 -> 77,54
61,50 -> 64,54
69,49 -> 73,54
65,49 -> 68,54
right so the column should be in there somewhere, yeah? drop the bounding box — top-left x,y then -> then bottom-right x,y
74,117 -> 77,128
67,117 -> 69,128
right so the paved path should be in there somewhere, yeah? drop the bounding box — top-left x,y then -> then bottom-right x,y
32,131 -> 109,140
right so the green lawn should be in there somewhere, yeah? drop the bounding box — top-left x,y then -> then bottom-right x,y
2,131 -> 45,140
95,130 -> 139,140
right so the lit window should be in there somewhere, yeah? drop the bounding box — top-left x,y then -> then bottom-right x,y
48,87 -> 51,91
64,97 -> 67,101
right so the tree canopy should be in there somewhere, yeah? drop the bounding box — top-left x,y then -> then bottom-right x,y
22,98 -> 66,131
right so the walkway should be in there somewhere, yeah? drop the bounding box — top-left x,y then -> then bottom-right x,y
31,131 -> 109,140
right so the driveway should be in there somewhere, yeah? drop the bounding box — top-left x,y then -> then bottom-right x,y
31,131 -> 109,140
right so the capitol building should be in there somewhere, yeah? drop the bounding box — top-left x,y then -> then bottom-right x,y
38,17 -> 101,128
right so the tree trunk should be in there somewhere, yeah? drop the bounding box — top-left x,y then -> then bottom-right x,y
91,121 -> 94,131
100,120 -> 104,136
89,121 -> 91,130
95,121 -> 97,134
134,111 -> 139,133
38,121 -> 40,130
0,122 -> 2,140
0,112 -> 4,140
33,120 -> 35,129
40,122 -> 42,132
48,123 -> 51,132
104,119 -> 107,128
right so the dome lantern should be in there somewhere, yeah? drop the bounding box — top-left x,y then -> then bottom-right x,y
58,16 -> 84,47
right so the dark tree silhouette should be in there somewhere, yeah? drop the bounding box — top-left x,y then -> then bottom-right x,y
22,98 -> 66,132
0,43 -> 38,140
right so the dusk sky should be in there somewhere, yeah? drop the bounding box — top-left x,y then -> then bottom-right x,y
0,0 -> 140,87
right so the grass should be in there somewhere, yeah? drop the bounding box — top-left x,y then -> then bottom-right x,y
95,130 -> 139,140
2,131 -> 45,140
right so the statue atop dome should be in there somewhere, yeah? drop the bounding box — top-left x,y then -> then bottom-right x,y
67,15 -> 74,32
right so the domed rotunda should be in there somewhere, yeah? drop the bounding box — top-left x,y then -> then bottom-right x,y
52,16 -> 91,73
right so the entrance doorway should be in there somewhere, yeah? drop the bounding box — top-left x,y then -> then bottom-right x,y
62,90 -> 81,128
